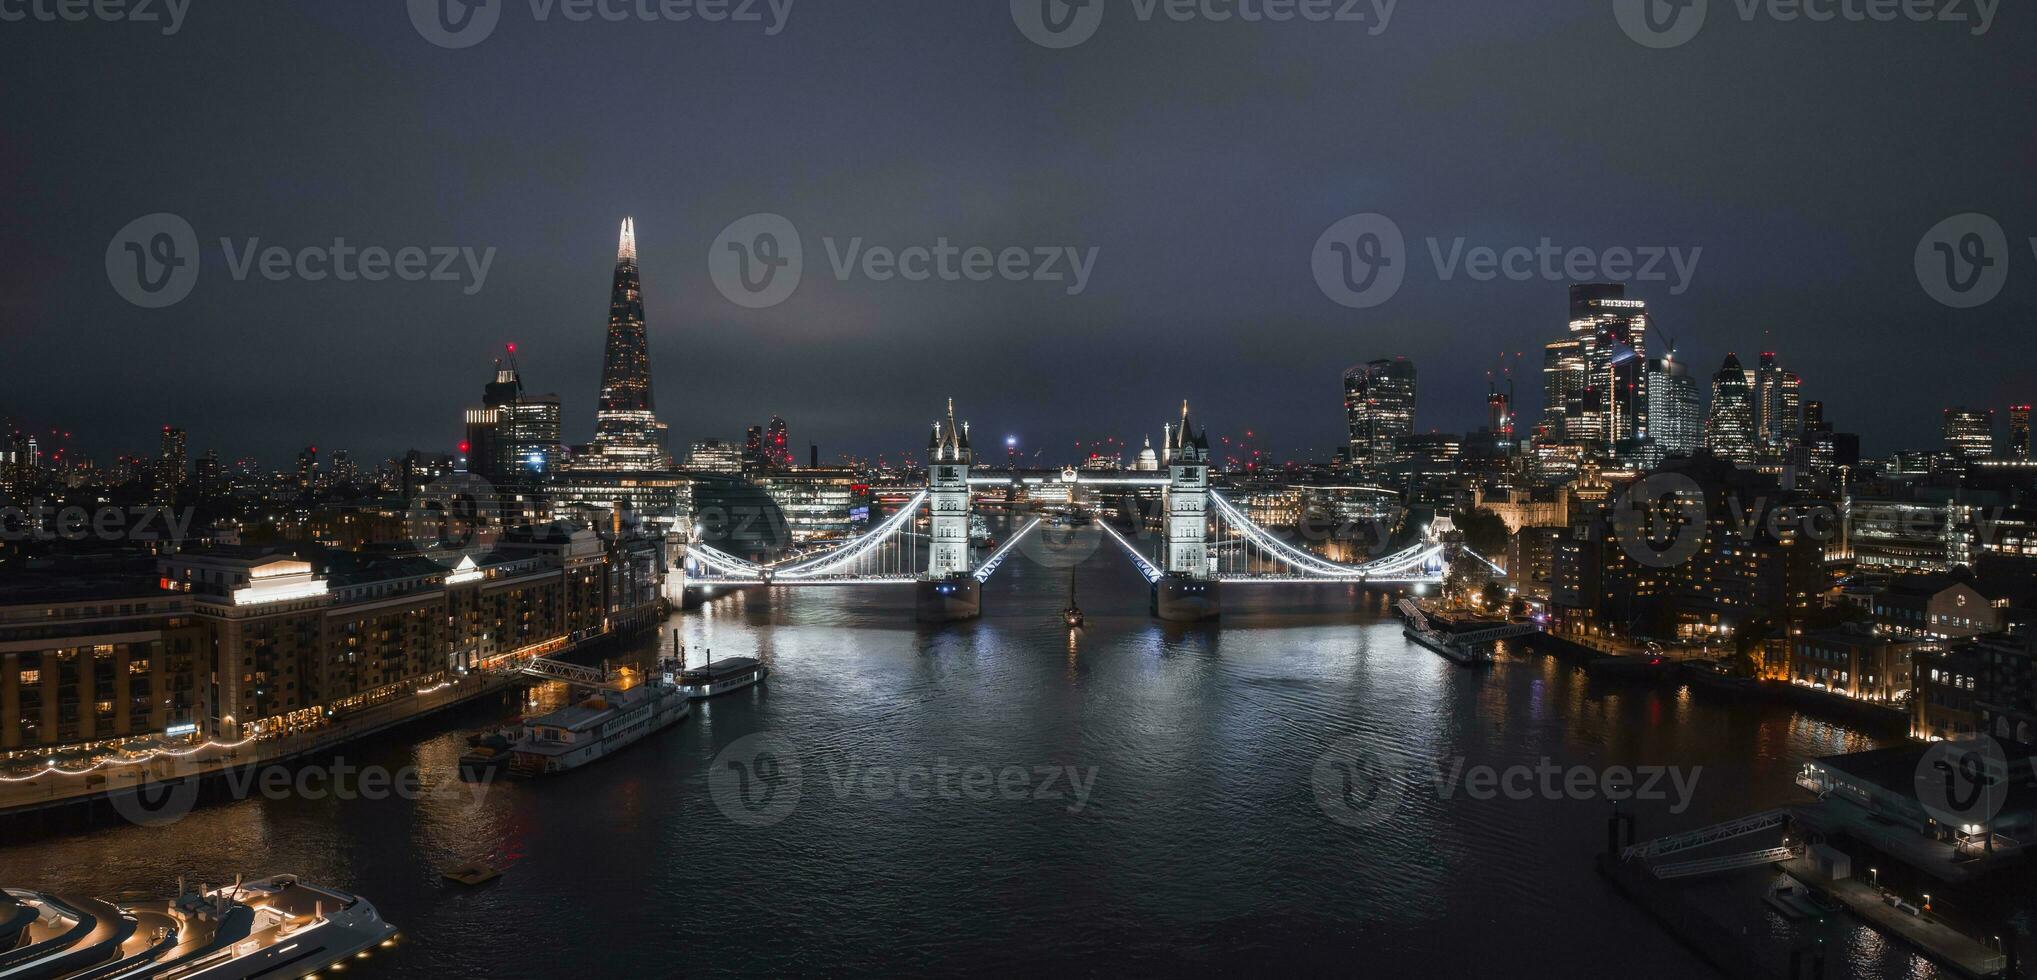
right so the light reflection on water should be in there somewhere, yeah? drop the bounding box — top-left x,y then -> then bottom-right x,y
0,535 -> 1936,977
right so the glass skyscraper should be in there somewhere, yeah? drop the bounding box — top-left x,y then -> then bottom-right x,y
586,217 -> 670,470
1704,353 -> 1758,465
1943,408 -> 1996,460
1343,357 -> 1416,470
1644,354 -> 1700,460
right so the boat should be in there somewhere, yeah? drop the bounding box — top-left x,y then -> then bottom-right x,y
507,669 -> 690,777
969,513 -> 996,548
2,875 -> 397,979
1403,623 -> 1494,666
1063,577 -> 1084,629
441,857 -> 502,887
1396,599 -> 1492,667
1764,874 -> 1822,920
674,652 -> 768,700
458,726 -> 516,777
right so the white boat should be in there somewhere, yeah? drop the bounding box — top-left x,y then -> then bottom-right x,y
674,656 -> 768,700
1,875 -> 396,980
508,677 -> 690,776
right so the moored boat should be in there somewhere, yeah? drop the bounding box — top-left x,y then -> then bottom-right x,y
507,673 -> 690,777
674,655 -> 768,700
2,875 -> 397,980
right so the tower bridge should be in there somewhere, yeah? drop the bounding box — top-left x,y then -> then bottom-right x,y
681,399 -> 1449,623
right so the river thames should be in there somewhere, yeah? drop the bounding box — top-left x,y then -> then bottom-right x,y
2,527 -> 1939,977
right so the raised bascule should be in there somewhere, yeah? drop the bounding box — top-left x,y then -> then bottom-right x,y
680,399 -> 1453,624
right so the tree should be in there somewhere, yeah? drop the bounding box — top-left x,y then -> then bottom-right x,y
1480,581 -> 1509,613
1730,616 -> 1778,677
1452,506 -> 1511,561
1444,552 -> 1492,607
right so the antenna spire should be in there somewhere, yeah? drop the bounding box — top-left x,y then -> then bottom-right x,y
617,216 -> 637,264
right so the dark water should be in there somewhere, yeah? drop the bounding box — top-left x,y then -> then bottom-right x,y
4,526 -> 1944,978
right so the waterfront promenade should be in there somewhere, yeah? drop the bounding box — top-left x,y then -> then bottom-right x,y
0,668 -> 519,819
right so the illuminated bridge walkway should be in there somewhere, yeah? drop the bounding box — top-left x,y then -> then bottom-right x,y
681,484 -> 1448,589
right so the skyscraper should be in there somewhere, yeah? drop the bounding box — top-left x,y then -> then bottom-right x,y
1704,354 -> 1757,465
1943,408 -> 1996,460
469,345 -> 563,482
587,217 -> 670,470
1581,285 -> 1650,448
1540,337 -> 1586,440
1752,352 -> 1804,454
765,416 -> 793,469
1644,354 -> 1700,460
1343,357 -> 1416,470
155,426 -> 186,506
2010,405 -> 2031,461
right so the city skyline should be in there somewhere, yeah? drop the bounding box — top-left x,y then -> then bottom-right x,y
4,4 -> 2032,466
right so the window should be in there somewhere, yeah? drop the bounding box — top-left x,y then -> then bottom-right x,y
19,670 -> 39,685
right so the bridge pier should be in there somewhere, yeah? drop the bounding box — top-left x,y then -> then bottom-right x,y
916,575 -> 982,623
1151,573 -> 1220,623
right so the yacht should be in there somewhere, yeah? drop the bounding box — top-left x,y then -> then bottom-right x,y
1,875 -> 397,980
508,672 -> 690,776
674,654 -> 768,700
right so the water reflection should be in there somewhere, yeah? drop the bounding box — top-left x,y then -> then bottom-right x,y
0,534 -> 1918,976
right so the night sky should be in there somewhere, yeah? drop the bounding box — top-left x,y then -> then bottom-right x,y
4,0 -> 2033,468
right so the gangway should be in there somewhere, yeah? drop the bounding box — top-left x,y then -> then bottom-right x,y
1651,846 -> 1800,880
1621,809 -> 1792,862
1396,598 -> 1430,632
521,656 -> 624,691
1450,623 -> 1538,647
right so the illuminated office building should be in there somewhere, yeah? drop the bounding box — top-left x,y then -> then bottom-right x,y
1943,407 -> 1996,461
1343,357 -> 1416,470
1703,354 -> 1758,465
584,217 -> 671,470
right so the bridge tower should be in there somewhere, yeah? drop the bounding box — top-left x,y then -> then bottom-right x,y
1153,400 -> 1221,622
917,398 -> 982,622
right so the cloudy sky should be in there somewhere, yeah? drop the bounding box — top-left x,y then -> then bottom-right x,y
3,0 -> 2032,468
